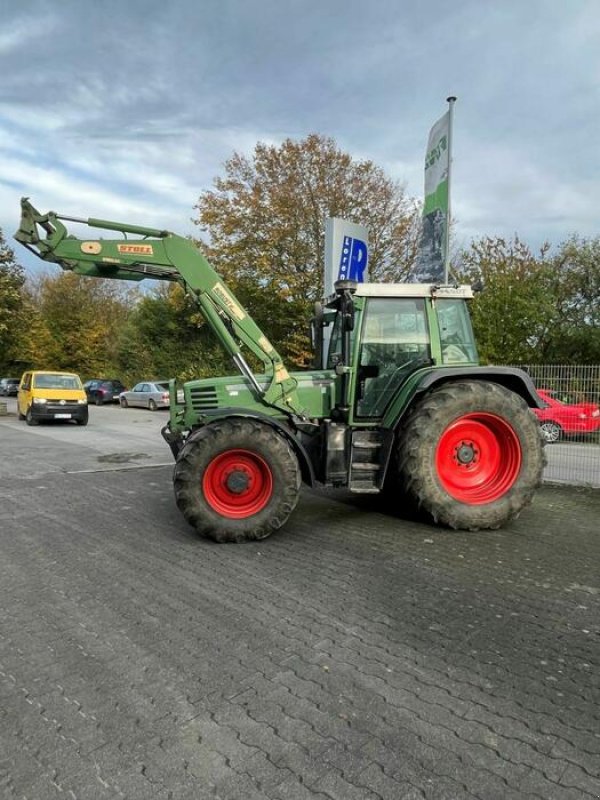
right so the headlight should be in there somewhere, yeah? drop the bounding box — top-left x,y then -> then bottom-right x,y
77,399 -> 87,405
33,397 -> 48,404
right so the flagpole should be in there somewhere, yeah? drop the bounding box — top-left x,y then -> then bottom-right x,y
444,96 -> 456,284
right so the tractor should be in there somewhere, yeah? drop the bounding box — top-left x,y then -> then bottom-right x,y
15,198 -> 545,542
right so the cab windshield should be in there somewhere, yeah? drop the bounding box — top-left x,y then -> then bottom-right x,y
33,374 -> 81,390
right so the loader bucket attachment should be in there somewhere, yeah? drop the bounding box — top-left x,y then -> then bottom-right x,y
14,198 -> 66,259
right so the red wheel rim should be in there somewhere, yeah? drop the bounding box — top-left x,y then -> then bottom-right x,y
203,449 -> 273,518
435,413 -> 522,504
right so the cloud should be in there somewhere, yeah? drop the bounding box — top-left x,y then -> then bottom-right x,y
0,11 -> 58,55
2,0 -> 600,275
450,137 -> 597,247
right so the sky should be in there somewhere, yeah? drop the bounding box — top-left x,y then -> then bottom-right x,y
1,0 -> 599,274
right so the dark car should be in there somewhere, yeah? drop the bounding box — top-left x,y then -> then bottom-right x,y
85,379 -> 127,405
0,378 -> 20,396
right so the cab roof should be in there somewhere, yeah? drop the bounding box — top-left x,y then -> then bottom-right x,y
355,283 -> 473,298
324,283 -> 473,305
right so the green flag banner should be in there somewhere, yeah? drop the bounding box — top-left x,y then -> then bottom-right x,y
411,110 -> 450,283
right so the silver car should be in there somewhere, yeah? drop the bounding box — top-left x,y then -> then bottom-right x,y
119,381 -> 170,411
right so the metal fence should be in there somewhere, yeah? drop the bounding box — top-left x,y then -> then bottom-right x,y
507,364 -> 600,488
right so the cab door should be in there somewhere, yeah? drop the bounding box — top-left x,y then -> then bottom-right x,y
354,298 -> 431,418
17,372 -> 31,417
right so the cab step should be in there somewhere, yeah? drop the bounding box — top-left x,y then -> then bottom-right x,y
349,430 -> 383,492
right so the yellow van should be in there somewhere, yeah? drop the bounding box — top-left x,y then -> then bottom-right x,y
17,371 -> 88,426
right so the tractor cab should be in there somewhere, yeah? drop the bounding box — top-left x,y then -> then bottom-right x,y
313,282 -> 478,422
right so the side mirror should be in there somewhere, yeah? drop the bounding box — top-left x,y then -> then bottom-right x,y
344,302 -> 355,332
334,280 -> 357,332
337,292 -> 355,332
310,302 -> 324,348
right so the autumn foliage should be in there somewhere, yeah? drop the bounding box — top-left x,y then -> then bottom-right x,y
193,134 -> 422,365
1,134 -> 599,383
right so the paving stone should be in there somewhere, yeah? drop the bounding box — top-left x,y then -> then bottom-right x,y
1,462 -> 598,800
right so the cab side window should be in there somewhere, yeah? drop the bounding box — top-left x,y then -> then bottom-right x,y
437,299 -> 478,364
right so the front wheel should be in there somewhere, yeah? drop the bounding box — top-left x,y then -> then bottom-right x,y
173,418 -> 301,542
393,381 -> 545,531
25,407 -> 38,426
120,397 -> 128,408
539,420 -> 562,444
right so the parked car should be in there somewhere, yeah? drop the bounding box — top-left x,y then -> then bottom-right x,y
85,379 -> 127,405
533,388 -> 600,443
119,381 -> 170,411
17,370 -> 88,426
0,378 -> 20,396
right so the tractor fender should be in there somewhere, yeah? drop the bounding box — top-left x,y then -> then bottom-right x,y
382,366 -> 544,430
182,408 -> 316,487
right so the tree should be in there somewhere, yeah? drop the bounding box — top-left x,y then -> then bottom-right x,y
456,235 -> 600,364
541,236 -> 600,363
194,133 -> 421,365
26,272 -> 134,377
0,228 -> 27,373
116,282 -> 230,383
455,236 -> 553,363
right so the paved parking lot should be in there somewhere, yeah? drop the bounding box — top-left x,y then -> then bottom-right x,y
1,402 -> 599,799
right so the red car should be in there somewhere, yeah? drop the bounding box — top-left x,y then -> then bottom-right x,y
534,388 -> 600,443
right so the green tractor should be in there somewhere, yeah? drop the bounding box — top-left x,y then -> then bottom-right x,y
15,198 -> 545,542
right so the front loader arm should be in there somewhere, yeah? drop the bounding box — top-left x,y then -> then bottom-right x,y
15,198 -> 302,416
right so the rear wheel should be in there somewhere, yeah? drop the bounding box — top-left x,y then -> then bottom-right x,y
174,418 -> 301,542
94,395 -> 103,406
148,399 -> 157,411
539,420 -> 562,444
393,381 -> 545,530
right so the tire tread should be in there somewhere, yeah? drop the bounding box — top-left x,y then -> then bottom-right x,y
394,381 -> 546,531
173,418 -> 301,542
